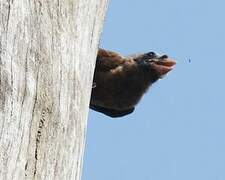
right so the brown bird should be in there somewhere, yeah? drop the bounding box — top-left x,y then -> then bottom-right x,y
90,48 -> 176,117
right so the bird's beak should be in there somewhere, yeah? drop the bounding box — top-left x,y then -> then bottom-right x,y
151,58 -> 176,76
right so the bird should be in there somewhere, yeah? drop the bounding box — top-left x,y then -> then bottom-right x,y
90,48 -> 176,118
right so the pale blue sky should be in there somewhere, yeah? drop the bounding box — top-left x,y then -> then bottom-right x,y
82,0 -> 225,180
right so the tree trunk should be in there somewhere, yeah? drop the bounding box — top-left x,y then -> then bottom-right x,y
0,0 -> 108,179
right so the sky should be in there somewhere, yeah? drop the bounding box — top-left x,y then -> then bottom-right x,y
82,0 -> 225,180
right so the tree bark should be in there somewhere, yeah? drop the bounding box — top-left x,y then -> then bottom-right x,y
0,0 -> 108,179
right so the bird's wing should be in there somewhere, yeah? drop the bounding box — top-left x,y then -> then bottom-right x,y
96,48 -> 125,72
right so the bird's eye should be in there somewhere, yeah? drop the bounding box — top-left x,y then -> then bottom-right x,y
147,52 -> 156,56
160,55 -> 168,59
145,52 -> 157,59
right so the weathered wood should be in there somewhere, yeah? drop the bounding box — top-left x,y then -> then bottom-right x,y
0,0 -> 108,179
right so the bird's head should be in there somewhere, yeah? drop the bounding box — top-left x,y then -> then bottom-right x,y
134,51 -> 176,82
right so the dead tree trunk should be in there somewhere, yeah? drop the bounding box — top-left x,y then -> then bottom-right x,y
0,0 -> 108,179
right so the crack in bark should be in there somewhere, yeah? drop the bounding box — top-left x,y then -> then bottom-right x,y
25,162 -> 28,177
10,58 -> 13,118
33,107 -> 50,177
9,35 -> 16,119
30,94 -> 37,177
6,1 -> 11,33
28,67 -> 39,178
